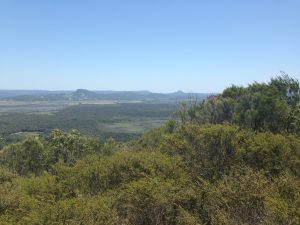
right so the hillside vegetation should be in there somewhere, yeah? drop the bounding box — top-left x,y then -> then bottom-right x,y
0,75 -> 299,224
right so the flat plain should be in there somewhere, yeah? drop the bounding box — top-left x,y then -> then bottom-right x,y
0,99 -> 178,146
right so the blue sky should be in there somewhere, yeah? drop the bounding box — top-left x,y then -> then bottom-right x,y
0,0 -> 299,92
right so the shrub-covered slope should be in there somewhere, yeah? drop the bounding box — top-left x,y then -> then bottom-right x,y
0,75 -> 299,224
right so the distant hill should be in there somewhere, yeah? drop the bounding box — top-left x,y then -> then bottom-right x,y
0,89 -> 213,102
69,89 -> 100,100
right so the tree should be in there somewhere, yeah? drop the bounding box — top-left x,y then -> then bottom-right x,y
185,74 -> 300,133
47,129 -> 103,165
0,137 -> 46,175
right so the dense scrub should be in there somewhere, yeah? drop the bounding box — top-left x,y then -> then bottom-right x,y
0,75 -> 299,224
178,73 -> 300,134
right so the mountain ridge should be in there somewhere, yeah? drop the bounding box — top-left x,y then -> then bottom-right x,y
0,89 -> 214,101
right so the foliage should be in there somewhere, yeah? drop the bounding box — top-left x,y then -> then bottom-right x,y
159,124 -> 300,179
47,129 -> 104,165
181,74 -> 300,133
0,137 -> 47,175
0,76 -> 299,224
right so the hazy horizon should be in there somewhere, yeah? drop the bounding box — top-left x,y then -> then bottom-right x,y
1,1 -> 299,92
0,88 -> 216,94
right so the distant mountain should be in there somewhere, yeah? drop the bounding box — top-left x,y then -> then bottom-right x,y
0,89 -> 213,102
70,89 -> 99,100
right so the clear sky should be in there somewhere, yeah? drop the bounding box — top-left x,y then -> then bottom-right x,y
0,0 -> 299,92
